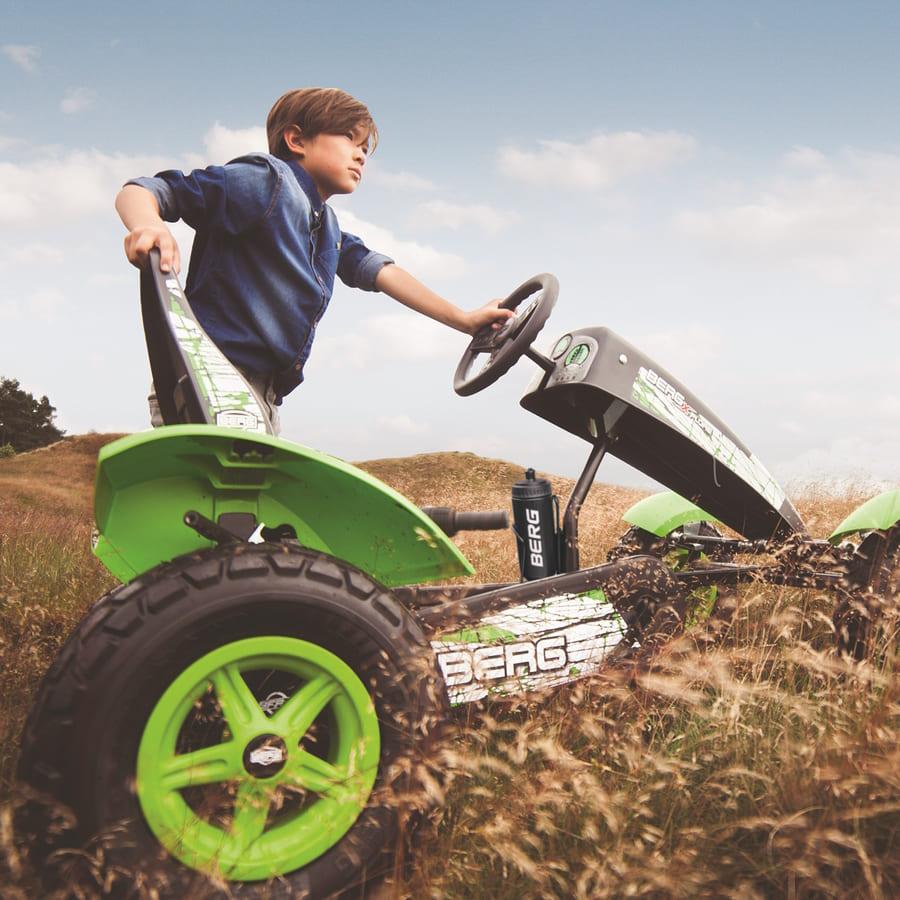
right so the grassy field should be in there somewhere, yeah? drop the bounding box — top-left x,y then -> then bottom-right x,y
0,435 -> 897,898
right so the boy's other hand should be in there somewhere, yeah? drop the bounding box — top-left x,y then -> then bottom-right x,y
461,298 -> 515,336
123,225 -> 181,274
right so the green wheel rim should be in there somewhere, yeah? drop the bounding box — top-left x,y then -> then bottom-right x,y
136,636 -> 381,882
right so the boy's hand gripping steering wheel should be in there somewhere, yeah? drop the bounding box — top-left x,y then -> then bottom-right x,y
453,273 -> 559,396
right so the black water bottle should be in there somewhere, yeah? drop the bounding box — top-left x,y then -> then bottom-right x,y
511,468 -> 558,580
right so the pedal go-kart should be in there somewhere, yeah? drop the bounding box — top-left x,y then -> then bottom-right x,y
18,253 -> 899,896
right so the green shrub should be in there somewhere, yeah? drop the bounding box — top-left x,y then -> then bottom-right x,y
0,443 -> 15,459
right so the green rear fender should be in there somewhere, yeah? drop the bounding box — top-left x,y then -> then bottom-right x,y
622,491 -> 719,537
830,489 -> 900,542
93,426 -> 473,587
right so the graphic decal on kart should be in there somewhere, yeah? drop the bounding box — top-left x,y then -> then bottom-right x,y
432,589 -> 626,705
631,366 -> 786,509
165,282 -> 268,432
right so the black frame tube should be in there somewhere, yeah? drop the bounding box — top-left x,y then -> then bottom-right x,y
415,558 -> 852,634
561,437 -> 609,572
183,510 -> 241,545
524,346 -> 555,372
419,554 -> 684,632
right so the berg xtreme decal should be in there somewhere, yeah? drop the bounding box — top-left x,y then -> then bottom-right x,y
165,279 -> 269,433
631,366 -> 786,509
432,589 -> 627,705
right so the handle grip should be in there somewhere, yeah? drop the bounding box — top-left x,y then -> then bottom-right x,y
422,506 -> 509,537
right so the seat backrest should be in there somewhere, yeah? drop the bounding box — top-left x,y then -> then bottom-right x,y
140,249 -> 274,434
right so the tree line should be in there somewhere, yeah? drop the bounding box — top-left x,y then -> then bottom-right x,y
0,377 -> 65,454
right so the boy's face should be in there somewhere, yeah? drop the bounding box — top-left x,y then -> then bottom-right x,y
285,125 -> 369,201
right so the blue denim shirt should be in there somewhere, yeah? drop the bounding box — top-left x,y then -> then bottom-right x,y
126,153 -> 393,398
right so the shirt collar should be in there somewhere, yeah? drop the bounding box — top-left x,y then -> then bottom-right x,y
286,159 -> 325,214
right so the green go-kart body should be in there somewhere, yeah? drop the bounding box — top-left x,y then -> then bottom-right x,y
93,426 -> 473,588
94,425 -> 898,593
620,487 -> 900,544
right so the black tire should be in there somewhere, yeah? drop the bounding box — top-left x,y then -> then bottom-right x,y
17,543 -> 443,898
834,529 -> 900,659
606,525 -> 732,649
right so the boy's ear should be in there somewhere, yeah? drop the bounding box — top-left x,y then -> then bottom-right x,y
283,125 -> 305,158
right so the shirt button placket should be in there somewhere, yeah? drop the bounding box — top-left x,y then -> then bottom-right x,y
310,211 -> 326,293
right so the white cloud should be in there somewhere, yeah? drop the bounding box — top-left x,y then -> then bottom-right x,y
783,145 -> 827,170
2,44 -> 39,73
411,199 -> 518,234
752,363 -> 900,489
336,209 -> 466,279
779,420 -> 806,437
800,387 -> 900,419
375,414 -> 430,435
311,312 -> 465,371
0,149 -> 175,225
498,130 -> 697,190
0,287 -> 64,322
633,325 -> 722,375
366,167 -> 436,191
777,434 -> 900,492
675,147 -> 900,296
168,220 -> 197,270
0,242 -> 65,267
87,272 -> 132,287
30,288 -> 65,321
60,87 -> 97,115
198,121 -> 268,165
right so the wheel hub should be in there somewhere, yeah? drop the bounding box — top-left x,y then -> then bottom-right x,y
243,733 -> 288,778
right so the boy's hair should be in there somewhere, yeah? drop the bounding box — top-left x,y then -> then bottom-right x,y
266,88 -> 378,160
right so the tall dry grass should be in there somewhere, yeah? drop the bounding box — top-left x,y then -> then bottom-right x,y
367,462 -> 900,897
0,435 -> 122,794
406,591 -> 898,898
0,438 -> 897,897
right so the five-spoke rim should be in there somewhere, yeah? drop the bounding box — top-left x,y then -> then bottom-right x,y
136,636 -> 380,881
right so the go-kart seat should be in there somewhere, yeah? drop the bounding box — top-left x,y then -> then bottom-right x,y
140,249 -> 275,434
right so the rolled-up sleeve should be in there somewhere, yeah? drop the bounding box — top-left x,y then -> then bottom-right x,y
336,231 -> 394,291
123,155 -> 279,235
125,175 -> 182,222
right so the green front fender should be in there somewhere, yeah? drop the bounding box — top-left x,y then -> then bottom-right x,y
622,491 -> 719,537
93,425 -> 474,587
830,489 -> 900,542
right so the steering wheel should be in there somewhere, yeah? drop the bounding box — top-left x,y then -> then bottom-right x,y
453,273 -> 559,396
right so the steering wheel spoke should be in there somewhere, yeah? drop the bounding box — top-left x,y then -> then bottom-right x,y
468,329 -> 498,353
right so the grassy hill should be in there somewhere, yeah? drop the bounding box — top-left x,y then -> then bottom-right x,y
0,432 -> 122,515
0,435 -> 897,897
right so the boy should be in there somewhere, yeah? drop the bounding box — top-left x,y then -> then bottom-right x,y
116,87 -> 513,432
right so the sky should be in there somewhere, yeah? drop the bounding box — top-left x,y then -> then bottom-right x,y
1,0 -> 898,496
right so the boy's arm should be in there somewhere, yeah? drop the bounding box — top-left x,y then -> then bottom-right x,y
115,184 -> 181,273
116,157 -> 277,274
374,264 -> 513,335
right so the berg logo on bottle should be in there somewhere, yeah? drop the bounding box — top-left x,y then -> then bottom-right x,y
526,507 -> 544,567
